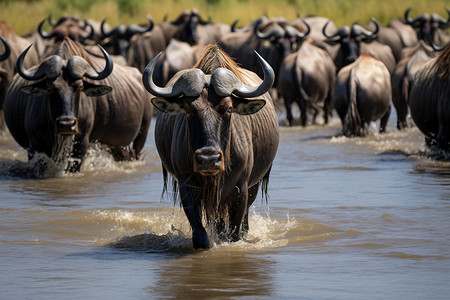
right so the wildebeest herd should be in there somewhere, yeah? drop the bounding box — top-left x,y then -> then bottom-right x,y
0,8 -> 449,248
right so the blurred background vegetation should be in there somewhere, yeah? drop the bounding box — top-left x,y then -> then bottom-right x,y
0,0 -> 449,35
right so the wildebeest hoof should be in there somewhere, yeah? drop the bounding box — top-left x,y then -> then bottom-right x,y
192,229 -> 210,249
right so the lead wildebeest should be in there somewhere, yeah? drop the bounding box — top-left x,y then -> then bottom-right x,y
4,37 -> 153,173
142,44 -> 279,249
409,44 -> 450,150
333,54 -> 392,137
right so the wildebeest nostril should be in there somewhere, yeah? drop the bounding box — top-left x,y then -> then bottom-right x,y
55,117 -> 77,135
194,149 -> 224,174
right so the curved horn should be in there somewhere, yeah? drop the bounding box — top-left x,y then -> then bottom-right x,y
47,14 -> 56,27
83,45 -> 113,80
367,18 -> 379,35
352,18 -> 379,37
17,45 -> 47,81
431,7 -> 450,25
0,35 -> 11,62
431,41 -> 450,51
323,21 -> 343,39
38,17 -> 56,39
80,19 -> 94,40
289,19 -> 310,39
126,15 -> 154,35
207,52 -> 274,99
100,19 -> 118,38
142,52 -> 208,98
256,23 -> 284,40
405,7 -> 429,25
231,19 -> 241,32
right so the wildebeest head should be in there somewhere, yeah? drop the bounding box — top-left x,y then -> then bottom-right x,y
405,7 -> 450,46
17,40 -> 113,136
38,15 -> 94,43
143,44 -> 274,176
100,15 -> 154,57
171,9 -> 211,45
324,18 -> 379,69
255,17 -> 310,59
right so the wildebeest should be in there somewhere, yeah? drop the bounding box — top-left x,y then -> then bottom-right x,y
100,15 -> 154,58
365,17 -> 418,62
333,54 -> 392,137
293,15 -> 339,61
405,7 -> 450,46
38,14 -> 95,44
409,44 -> 450,150
391,40 -> 436,129
142,44 -> 279,249
323,18 -> 396,73
278,31 -> 336,126
0,21 -> 40,133
219,16 -> 309,86
159,9 -> 229,46
4,37 -> 153,173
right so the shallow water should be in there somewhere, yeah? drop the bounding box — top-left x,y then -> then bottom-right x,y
0,116 -> 449,299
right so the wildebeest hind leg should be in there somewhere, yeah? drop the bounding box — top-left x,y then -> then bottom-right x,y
242,183 -> 259,236
228,182 -> 248,242
132,103 -> 152,160
379,105 -> 391,133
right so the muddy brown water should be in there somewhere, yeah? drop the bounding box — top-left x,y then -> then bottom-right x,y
0,114 -> 449,299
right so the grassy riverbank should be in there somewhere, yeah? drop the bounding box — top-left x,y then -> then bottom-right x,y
0,0 -> 448,35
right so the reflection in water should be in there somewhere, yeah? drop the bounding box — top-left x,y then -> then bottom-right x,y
152,251 -> 275,299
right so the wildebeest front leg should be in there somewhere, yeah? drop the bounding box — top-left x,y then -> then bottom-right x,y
68,135 -> 89,172
179,178 -> 210,249
228,182 -> 249,242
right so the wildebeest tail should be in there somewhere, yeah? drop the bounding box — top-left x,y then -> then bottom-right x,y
343,67 -> 363,137
260,165 -> 272,204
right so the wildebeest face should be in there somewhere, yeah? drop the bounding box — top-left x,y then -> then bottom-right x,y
152,90 -> 265,176
324,19 -> 379,68
20,74 -> 111,135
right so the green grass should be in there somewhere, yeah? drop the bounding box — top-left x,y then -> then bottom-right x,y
0,0 -> 449,36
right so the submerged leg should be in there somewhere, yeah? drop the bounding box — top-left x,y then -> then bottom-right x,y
242,183 -> 259,236
379,105 -> 391,133
179,178 -> 209,249
228,182 -> 248,242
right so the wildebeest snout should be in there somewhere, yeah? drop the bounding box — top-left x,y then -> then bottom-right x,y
194,148 -> 224,175
55,117 -> 78,135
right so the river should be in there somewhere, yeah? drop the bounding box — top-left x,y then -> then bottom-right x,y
0,114 -> 449,299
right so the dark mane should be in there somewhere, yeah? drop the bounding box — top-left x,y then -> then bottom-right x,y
45,37 -> 94,65
193,44 -> 247,83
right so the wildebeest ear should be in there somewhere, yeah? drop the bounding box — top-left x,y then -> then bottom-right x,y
20,81 -> 48,95
361,37 -> 376,44
83,81 -> 112,97
324,39 -> 340,46
151,97 -> 184,114
232,97 -> 266,115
